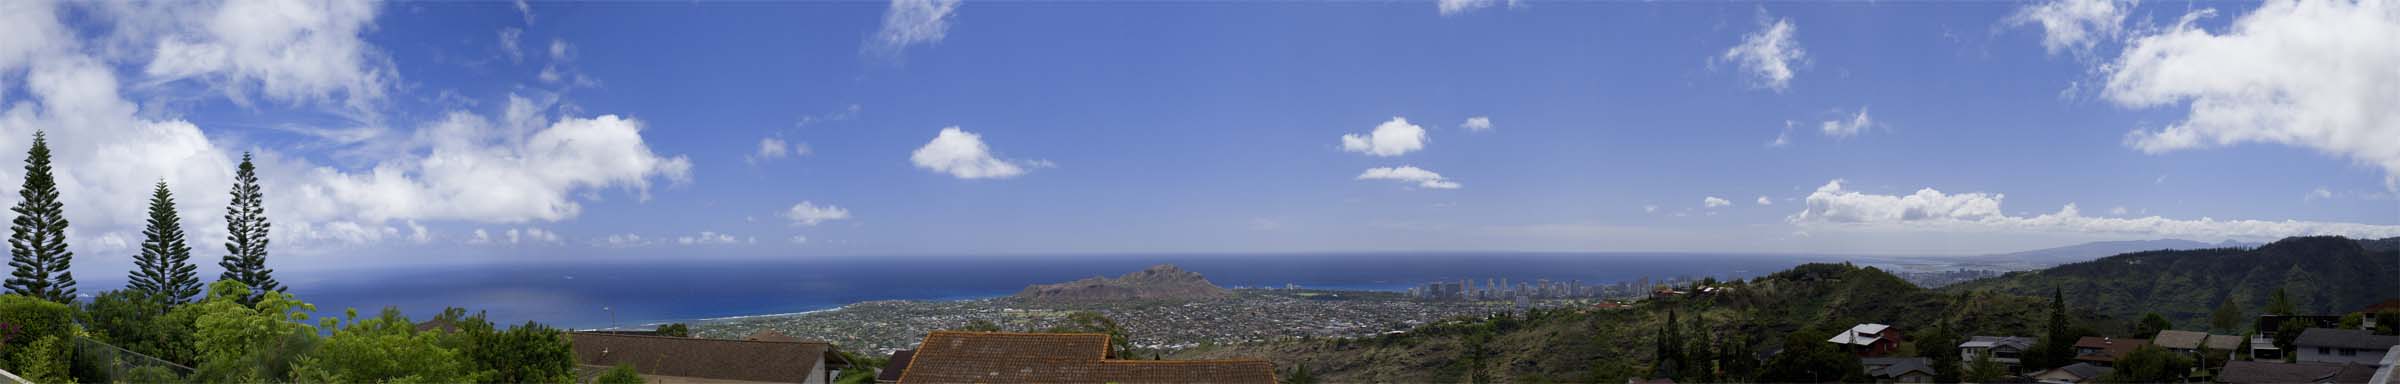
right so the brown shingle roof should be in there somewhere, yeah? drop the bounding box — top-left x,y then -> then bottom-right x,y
571,332 -> 830,383
896,331 -> 1275,384
2072,337 -> 2147,364
878,350 -> 916,382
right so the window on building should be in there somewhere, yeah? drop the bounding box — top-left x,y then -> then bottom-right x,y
2319,347 -> 2332,355
2340,349 -> 2356,356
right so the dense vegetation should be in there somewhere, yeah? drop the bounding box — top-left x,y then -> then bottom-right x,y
1173,263 -> 2092,383
1945,236 -> 2400,331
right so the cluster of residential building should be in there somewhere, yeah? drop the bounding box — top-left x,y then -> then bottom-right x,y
562,329 -> 1275,383
1409,276 -> 1699,301
1823,314 -> 2399,384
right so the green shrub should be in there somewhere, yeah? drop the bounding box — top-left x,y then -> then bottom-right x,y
597,363 -> 645,384
0,294 -> 73,372
9,335 -> 70,383
124,365 -> 183,383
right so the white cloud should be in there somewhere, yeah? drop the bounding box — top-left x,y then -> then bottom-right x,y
1704,196 -> 1733,208
2307,187 -> 2335,202
497,28 -> 523,63
296,108 -> 694,224
783,201 -> 852,226
467,226 -> 560,245
1768,120 -> 1796,147
1356,166 -> 1461,189
135,0 -> 391,112
748,137 -> 807,164
2008,0 -> 2136,57
788,235 -> 809,244
1756,196 -> 1774,206
2099,0 -> 2400,186
1460,116 -> 1494,132
1439,0 -> 1516,16
2109,206 -> 2131,215
512,0 -> 535,25
1341,117 -> 1430,157
911,127 -> 1037,179
468,229 -> 493,244
1721,8 -> 1807,92
1820,107 -> 1875,138
1790,179 -> 2400,241
868,0 -> 960,58
600,233 -> 652,248
678,231 -> 741,246
1644,205 -> 1660,213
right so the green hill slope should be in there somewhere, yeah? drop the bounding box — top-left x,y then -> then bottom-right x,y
1174,263 -> 2078,383
1943,236 -> 2400,327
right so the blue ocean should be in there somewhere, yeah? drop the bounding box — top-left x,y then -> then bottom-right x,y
281,252 -> 1838,329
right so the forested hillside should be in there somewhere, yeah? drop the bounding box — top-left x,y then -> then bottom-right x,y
1944,236 -> 2400,328
1174,263 -> 2090,383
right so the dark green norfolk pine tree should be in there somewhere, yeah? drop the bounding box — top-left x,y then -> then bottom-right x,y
129,181 -> 202,305
219,152 -> 280,304
5,131 -> 75,303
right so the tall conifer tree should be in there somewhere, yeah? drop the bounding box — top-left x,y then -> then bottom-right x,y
130,181 -> 201,305
220,152 -> 280,304
4,131 -> 75,303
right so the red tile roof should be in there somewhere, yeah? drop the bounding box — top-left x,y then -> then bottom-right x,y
896,331 -> 1276,384
571,332 -> 830,383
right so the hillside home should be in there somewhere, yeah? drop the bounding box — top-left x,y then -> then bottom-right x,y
1861,357 -> 1935,383
570,332 -> 845,384
2031,362 -> 2113,384
889,331 -> 1275,383
2217,360 -> 2380,384
2154,330 -> 2244,361
2072,337 -> 2148,366
2294,328 -> 2400,365
1829,323 -> 1905,357
1959,336 -> 2034,374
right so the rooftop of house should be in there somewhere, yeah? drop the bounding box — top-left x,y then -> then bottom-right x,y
1960,336 -> 2034,351
894,331 -> 1274,384
2217,360 -> 2379,384
2042,362 -> 2113,380
570,331 -> 831,383
877,349 -> 916,383
1828,323 -> 1892,346
2294,328 -> 2400,350
1861,357 -> 1933,378
2072,337 -> 2147,363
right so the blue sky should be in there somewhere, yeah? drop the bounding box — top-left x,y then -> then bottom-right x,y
3,0 -> 2398,279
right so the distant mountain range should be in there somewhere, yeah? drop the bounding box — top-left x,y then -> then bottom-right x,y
1011,264 -> 1232,303
1907,238 -> 2260,271
1945,236 -> 2400,325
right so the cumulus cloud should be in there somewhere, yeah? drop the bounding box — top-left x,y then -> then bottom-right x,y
497,28 -> 523,63
134,0 -> 391,112
599,233 -> 652,248
788,235 -> 809,244
1790,179 -> 2400,241
747,137 -> 807,164
1341,117 -> 1429,157
466,227 -> 560,245
1768,121 -> 1796,147
2008,0 -> 2136,57
1756,196 -> 1774,206
295,107 -> 694,224
1356,166 -> 1461,189
1644,205 -> 1660,213
911,127 -> 1038,179
1460,116 -> 1494,132
678,231 -> 741,246
1704,196 -> 1733,208
868,0 -> 960,58
1820,107 -> 1875,138
783,201 -> 851,226
1721,8 -> 1807,92
2099,0 -> 2400,186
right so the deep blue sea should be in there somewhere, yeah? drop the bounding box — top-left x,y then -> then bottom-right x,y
280,252 -> 1840,329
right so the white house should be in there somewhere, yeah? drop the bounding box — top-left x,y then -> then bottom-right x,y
1959,336 -> 2034,373
2294,328 -> 2400,366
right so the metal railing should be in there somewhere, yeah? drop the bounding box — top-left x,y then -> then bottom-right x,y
69,336 -> 193,383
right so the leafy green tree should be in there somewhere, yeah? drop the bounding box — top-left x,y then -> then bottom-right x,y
1282,363 -> 1321,384
2273,319 -> 2307,359
219,152 -> 281,305
2098,345 -> 2191,383
1915,319 -> 1962,383
0,293 -> 73,368
457,314 -> 577,383
8,335 -> 68,383
289,307 -> 481,383
597,363 -> 646,384
82,289 -> 198,365
654,322 -> 691,337
1048,311 -> 1133,359
2136,312 -> 2173,336
959,319 -> 1003,332
190,280 -> 319,382
2210,297 -> 2244,333
1757,329 -> 1867,383
2374,309 -> 2400,335
1652,309 -> 1683,380
2338,313 -> 2364,330
5,131 -> 75,303
130,181 -> 204,305
2265,288 -> 2295,316
1962,350 -> 2005,383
